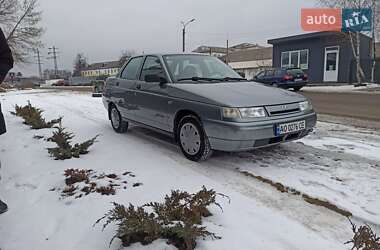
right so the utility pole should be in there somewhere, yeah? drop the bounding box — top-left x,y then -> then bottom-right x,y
34,49 -> 43,81
181,18 -> 195,52
48,46 -> 59,78
182,27 -> 185,53
226,39 -> 230,65
371,0 -> 376,83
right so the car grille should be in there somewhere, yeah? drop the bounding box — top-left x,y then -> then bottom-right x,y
265,103 -> 300,116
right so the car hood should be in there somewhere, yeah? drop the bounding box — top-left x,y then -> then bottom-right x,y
169,81 -> 306,107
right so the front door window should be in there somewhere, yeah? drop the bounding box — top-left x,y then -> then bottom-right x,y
326,52 -> 337,71
323,47 -> 339,82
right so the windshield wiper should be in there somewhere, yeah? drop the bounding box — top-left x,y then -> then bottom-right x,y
177,77 -> 221,82
221,77 -> 248,82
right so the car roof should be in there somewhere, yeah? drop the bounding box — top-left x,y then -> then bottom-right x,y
262,67 -> 302,71
131,53 -> 210,58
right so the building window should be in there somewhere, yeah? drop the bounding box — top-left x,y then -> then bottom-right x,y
281,49 -> 309,70
299,50 -> 308,69
281,52 -> 289,68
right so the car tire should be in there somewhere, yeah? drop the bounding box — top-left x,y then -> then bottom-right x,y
177,115 -> 213,162
294,87 -> 302,91
109,105 -> 128,133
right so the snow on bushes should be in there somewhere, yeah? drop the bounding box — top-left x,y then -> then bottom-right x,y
95,187 -> 229,250
47,124 -> 99,160
54,169 -> 141,199
11,101 -> 62,129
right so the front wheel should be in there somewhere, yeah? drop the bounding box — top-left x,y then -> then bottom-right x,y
177,115 -> 213,162
109,105 -> 128,133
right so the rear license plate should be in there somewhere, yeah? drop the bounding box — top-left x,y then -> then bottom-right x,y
294,78 -> 303,82
275,120 -> 306,136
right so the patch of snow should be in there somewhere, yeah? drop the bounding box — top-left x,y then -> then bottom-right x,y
302,83 -> 380,93
238,122 -> 380,226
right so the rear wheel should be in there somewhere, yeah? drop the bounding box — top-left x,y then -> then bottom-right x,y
177,115 -> 213,162
109,105 -> 128,133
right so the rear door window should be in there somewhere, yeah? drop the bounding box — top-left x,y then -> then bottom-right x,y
265,70 -> 274,77
256,71 -> 264,79
275,69 -> 284,76
121,57 -> 143,80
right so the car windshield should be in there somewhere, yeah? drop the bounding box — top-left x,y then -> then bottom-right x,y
163,54 -> 244,82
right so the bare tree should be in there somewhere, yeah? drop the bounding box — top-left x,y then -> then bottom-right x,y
0,0 -> 43,63
370,0 -> 379,82
73,53 -> 88,77
319,0 -> 378,84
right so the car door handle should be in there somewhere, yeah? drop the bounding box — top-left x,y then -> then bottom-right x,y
136,84 -> 141,90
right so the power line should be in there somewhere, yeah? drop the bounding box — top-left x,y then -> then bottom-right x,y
47,46 -> 59,78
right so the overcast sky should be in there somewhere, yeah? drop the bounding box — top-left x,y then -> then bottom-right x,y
15,0 -> 316,76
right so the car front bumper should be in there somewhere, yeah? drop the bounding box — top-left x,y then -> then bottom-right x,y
203,111 -> 317,152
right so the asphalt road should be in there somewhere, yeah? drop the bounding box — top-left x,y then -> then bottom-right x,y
301,91 -> 380,122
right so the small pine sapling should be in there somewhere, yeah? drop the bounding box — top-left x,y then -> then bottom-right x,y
96,187 -> 227,250
12,101 -> 61,129
47,123 -> 99,160
345,218 -> 380,250
71,135 -> 99,158
95,203 -> 162,247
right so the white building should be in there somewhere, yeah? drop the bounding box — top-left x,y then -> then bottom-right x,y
192,46 -> 228,58
81,61 -> 121,77
226,47 -> 273,80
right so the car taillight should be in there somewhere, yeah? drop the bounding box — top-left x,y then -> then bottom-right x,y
302,74 -> 308,80
283,74 -> 293,81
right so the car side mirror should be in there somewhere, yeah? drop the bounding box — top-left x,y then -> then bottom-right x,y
145,74 -> 167,85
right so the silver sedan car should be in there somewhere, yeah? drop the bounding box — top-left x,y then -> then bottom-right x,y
103,54 -> 317,162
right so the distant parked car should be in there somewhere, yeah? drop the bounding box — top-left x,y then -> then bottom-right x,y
92,80 -> 105,97
254,68 -> 308,91
103,54 -> 316,162
51,80 -> 68,86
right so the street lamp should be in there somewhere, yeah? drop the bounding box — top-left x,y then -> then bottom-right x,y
181,18 -> 195,52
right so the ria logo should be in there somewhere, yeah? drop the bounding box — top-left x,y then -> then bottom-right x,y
342,9 -> 372,32
301,8 -> 372,32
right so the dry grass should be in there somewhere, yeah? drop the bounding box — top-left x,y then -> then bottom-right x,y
58,169 -> 139,199
64,169 -> 92,186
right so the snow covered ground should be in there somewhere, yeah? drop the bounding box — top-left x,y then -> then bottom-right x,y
0,90 -> 379,250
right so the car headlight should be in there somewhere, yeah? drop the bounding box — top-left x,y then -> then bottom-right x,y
222,108 -> 241,119
239,107 -> 266,118
222,107 -> 267,119
299,101 -> 312,111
